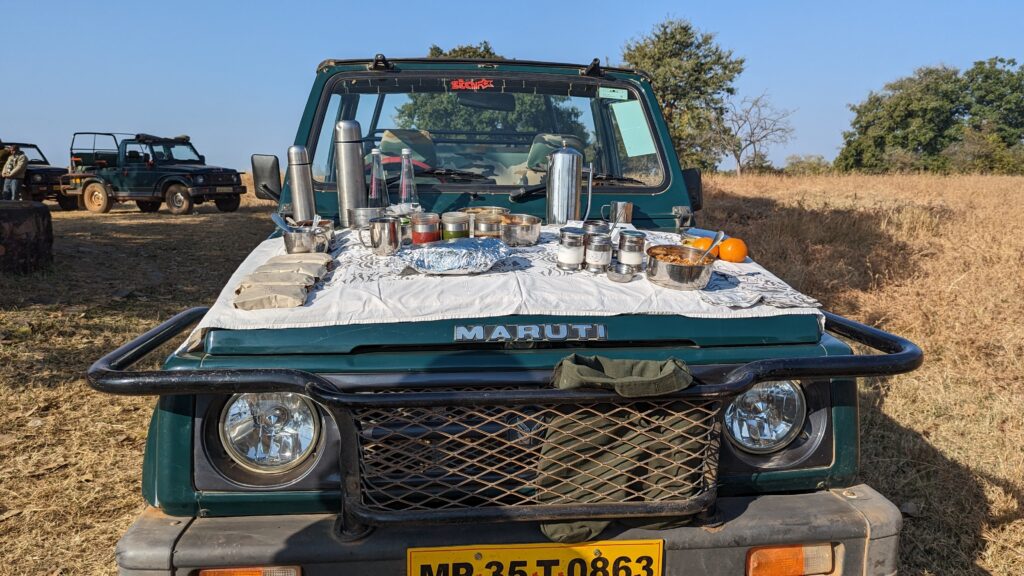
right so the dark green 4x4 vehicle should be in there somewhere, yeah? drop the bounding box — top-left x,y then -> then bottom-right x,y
89,57 -> 922,575
0,141 -> 78,209
65,132 -> 245,214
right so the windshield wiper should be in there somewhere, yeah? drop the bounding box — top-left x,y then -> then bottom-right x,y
418,168 -> 495,182
589,173 -> 646,186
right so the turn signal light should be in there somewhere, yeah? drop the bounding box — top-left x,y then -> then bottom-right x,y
198,568 -> 300,576
747,543 -> 833,575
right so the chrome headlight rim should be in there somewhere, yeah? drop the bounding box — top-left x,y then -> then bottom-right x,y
218,392 -> 322,475
194,174 -> 206,185
724,380 -> 807,455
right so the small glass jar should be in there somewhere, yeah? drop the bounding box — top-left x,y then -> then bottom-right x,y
585,233 -> 613,273
473,213 -> 502,238
618,230 -> 646,270
410,212 -> 441,244
557,226 -> 586,271
441,212 -> 470,240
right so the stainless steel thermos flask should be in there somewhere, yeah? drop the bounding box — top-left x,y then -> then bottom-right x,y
286,145 -> 316,223
333,120 -> 367,228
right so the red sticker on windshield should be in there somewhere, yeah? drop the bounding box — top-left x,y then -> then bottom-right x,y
451,78 -> 495,90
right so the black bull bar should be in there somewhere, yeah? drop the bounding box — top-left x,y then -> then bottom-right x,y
87,307 -> 922,530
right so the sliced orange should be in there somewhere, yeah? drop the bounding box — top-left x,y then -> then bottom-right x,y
719,238 -> 749,263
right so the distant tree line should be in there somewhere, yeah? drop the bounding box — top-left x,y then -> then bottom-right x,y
836,58 -> 1024,174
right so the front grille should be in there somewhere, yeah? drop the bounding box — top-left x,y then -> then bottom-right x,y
205,172 -> 236,185
341,385 -> 722,520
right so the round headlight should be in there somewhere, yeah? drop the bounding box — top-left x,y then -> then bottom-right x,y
219,393 -> 320,473
32,174 -> 43,182
194,175 -> 205,185
724,380 -> 806,454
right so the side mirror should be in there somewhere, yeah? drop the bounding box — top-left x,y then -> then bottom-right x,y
198,155 -> 206,164
251,154 -> 282,201
682,168 -> 703,212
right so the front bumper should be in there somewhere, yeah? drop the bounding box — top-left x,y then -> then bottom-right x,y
116,484 -> 900,576
187,184 -> 246,197
25,182 -> 63,198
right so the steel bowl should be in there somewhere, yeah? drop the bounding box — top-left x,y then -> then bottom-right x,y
347,207 -> 386,229
645,245 -> 714,290
606,262 -> 637,283
500,214 -> 541,246
458,206 -> 511,216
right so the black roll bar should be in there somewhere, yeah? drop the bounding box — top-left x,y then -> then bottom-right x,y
87,307 -> 922,400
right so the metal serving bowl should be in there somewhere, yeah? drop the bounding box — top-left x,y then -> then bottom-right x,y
645,245 -> 714,290
606,262 -> 637,283
499,214 -> 541,246
458,206 -> 511,216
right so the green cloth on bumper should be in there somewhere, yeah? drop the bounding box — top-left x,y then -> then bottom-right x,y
552,354 -> 693,398
539,355 -> 698,543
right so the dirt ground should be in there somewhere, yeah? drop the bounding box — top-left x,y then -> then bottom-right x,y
1,176 -> 1022,574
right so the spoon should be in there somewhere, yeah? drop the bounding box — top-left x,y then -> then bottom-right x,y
271,212 -> 296,234
697,230 -> 726,262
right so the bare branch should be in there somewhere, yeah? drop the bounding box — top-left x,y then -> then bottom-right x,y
723,93 -> 795,173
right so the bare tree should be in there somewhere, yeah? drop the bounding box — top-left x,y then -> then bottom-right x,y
724,94 -> 795,175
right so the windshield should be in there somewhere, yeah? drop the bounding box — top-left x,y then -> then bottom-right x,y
17,146 -> 47,164
310,73 -> 665,191
149,142 -> 201,163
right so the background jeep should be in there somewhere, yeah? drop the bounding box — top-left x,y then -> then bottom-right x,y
65,132 -> 246,215
0,141 -> 78,209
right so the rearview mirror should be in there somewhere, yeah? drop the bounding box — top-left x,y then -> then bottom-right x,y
456,92 -> 516,112
251,154 -> 282,201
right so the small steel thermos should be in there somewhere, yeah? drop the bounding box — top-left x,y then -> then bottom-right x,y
334,120 -> 367,228
286,145 -> 316,223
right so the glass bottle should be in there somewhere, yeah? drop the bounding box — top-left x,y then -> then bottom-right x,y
394,147 -> 422,216
368,148 -> 390,209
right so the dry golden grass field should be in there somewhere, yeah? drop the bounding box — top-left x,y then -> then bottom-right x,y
1,175 -> 1022,574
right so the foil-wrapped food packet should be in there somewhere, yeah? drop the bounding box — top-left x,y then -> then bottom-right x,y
400,237 -> 510,275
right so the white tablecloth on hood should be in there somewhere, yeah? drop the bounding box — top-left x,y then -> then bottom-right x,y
186,225 -> 822,348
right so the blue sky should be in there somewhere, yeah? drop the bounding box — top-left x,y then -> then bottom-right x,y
2,0 -> 1021,170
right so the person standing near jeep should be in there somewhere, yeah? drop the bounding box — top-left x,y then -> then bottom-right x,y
2,144 -> 28,201
0,145 -> 11,194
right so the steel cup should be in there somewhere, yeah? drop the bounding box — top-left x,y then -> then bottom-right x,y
358,216 -> 401,256
601,201 -> 633,225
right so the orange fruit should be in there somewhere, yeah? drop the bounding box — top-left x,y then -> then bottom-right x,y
689,237 -> 719,258
719,238 -> 749,263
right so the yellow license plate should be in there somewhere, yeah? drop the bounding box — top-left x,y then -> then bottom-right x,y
216,186 -> 234,193
408,539 -> 663,576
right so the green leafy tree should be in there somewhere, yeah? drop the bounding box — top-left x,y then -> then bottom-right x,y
395,42 -> 587,144
962,57 -> 1024,147
622,19 -> 745,170
835,66 -> 967,173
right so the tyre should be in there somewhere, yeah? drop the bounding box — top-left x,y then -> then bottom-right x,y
83,183 -> 112,213
56,193 -> 79,211
214,195 -> 241,212
136,200 -> 161,213
164,184 -> 193,215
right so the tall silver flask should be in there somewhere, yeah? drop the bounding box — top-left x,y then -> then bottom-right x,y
286,145 -> 316,223
334,120 -> 367,228
545,142 -> 583,225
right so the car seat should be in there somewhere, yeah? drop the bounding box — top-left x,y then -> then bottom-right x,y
378,129 -> 436,170
508,133 -> 586,185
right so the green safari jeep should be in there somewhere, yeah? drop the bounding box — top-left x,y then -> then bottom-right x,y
89,56 -> 922,576
65,132 -> 245,215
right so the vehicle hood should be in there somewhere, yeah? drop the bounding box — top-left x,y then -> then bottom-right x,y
26,165 -> 66,174
159,164 -> 237,174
